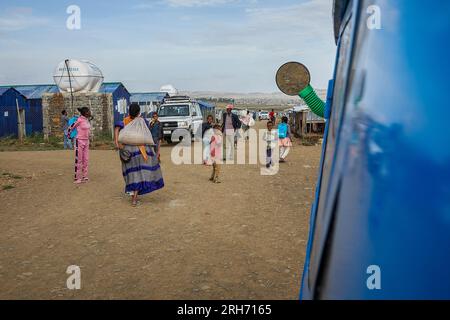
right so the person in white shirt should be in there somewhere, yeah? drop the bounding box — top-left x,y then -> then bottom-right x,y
263,121 -> 277,168
221,105 -> 241,161
240,110 -> 252,140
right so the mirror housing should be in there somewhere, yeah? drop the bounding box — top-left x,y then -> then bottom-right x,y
276,61 -> 325,118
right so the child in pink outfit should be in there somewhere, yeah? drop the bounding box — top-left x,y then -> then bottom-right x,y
67,107 -> 91,184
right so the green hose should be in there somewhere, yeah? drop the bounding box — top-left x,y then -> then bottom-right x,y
299,84 -> 325,118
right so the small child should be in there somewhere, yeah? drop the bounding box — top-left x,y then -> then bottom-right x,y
67,107 -> 91,184
263,121 -> 277,168
278,116 -> 292,162
209,124 -> 223,183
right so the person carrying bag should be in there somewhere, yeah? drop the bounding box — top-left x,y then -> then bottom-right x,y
114,103 -> 164,207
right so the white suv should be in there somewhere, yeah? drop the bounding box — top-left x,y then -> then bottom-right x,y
259,111 -> 269,120
156,96 -> 203,144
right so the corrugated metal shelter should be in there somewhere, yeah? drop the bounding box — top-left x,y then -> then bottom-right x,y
288,105 -> 325,137
130,92 -> 169,117
0,84 -> 59,137
98,82 -> 131,124
0,82 -> 131,138
198,100 -> 216,121
0,88 -> 25,137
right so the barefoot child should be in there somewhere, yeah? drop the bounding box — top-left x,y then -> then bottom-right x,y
67,107 -> 91,184
209,124 -> 223,183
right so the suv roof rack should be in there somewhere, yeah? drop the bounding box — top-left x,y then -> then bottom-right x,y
165,95 -> 192,101
162,95 -> 197,105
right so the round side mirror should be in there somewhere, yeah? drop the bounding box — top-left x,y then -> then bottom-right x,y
275,61 -> 311,96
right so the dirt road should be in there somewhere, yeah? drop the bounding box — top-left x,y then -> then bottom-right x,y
0,127 -> 321,299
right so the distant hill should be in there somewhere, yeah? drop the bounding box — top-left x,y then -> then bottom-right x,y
181,90 -> 327,110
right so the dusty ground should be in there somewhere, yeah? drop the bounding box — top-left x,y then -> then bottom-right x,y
0,124 -> 321,300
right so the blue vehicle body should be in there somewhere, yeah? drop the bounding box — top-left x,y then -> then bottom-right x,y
300,0 -> 450,299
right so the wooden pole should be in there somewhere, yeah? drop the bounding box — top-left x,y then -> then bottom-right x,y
16,98 -> 24,143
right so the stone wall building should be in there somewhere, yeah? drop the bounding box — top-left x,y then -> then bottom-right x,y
41,82 -> 130,140
42,92 -> 113,139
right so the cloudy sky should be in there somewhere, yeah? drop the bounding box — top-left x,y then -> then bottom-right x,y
0,0 -> 336,93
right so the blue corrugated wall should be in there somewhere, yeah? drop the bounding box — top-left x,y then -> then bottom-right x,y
1,83 -> 131,137
111,84 -> 131,125
0,88 -> 29,137
27,99 -> 44,134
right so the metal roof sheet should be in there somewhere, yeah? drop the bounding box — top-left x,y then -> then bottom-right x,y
292,105 -> 309,112
99,82 -> 128,94
291,105 -> 324,121
13,85 -> 59,99
1,82 -> 129,98
0,84 -> 59,99
198,100 -> 215,109
130,92 -> 169,103
0,87 -> 10,96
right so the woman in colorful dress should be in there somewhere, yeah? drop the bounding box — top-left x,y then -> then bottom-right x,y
114,103 -> 164,206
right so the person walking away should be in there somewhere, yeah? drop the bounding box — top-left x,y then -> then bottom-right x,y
61,110 -> 72,150
263,121 -> 277,169
209,124 -> 223,183
221,105 -> 241,161
278,116 -> 292,162
114,103 -> 164,207
67,107 -> 91,184
269,109 -> 275,124
149,112 -> 163,162
240,110 -> 252,141
201,115 -> 214,165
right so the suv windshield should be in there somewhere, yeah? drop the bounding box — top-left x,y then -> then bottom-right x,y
158,104 -> 190,117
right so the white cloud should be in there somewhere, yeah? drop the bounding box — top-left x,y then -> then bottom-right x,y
0,7 -> 48,32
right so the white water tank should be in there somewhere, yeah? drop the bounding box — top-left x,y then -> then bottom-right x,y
160,84 -> 178,97
53,59 -> 104,93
